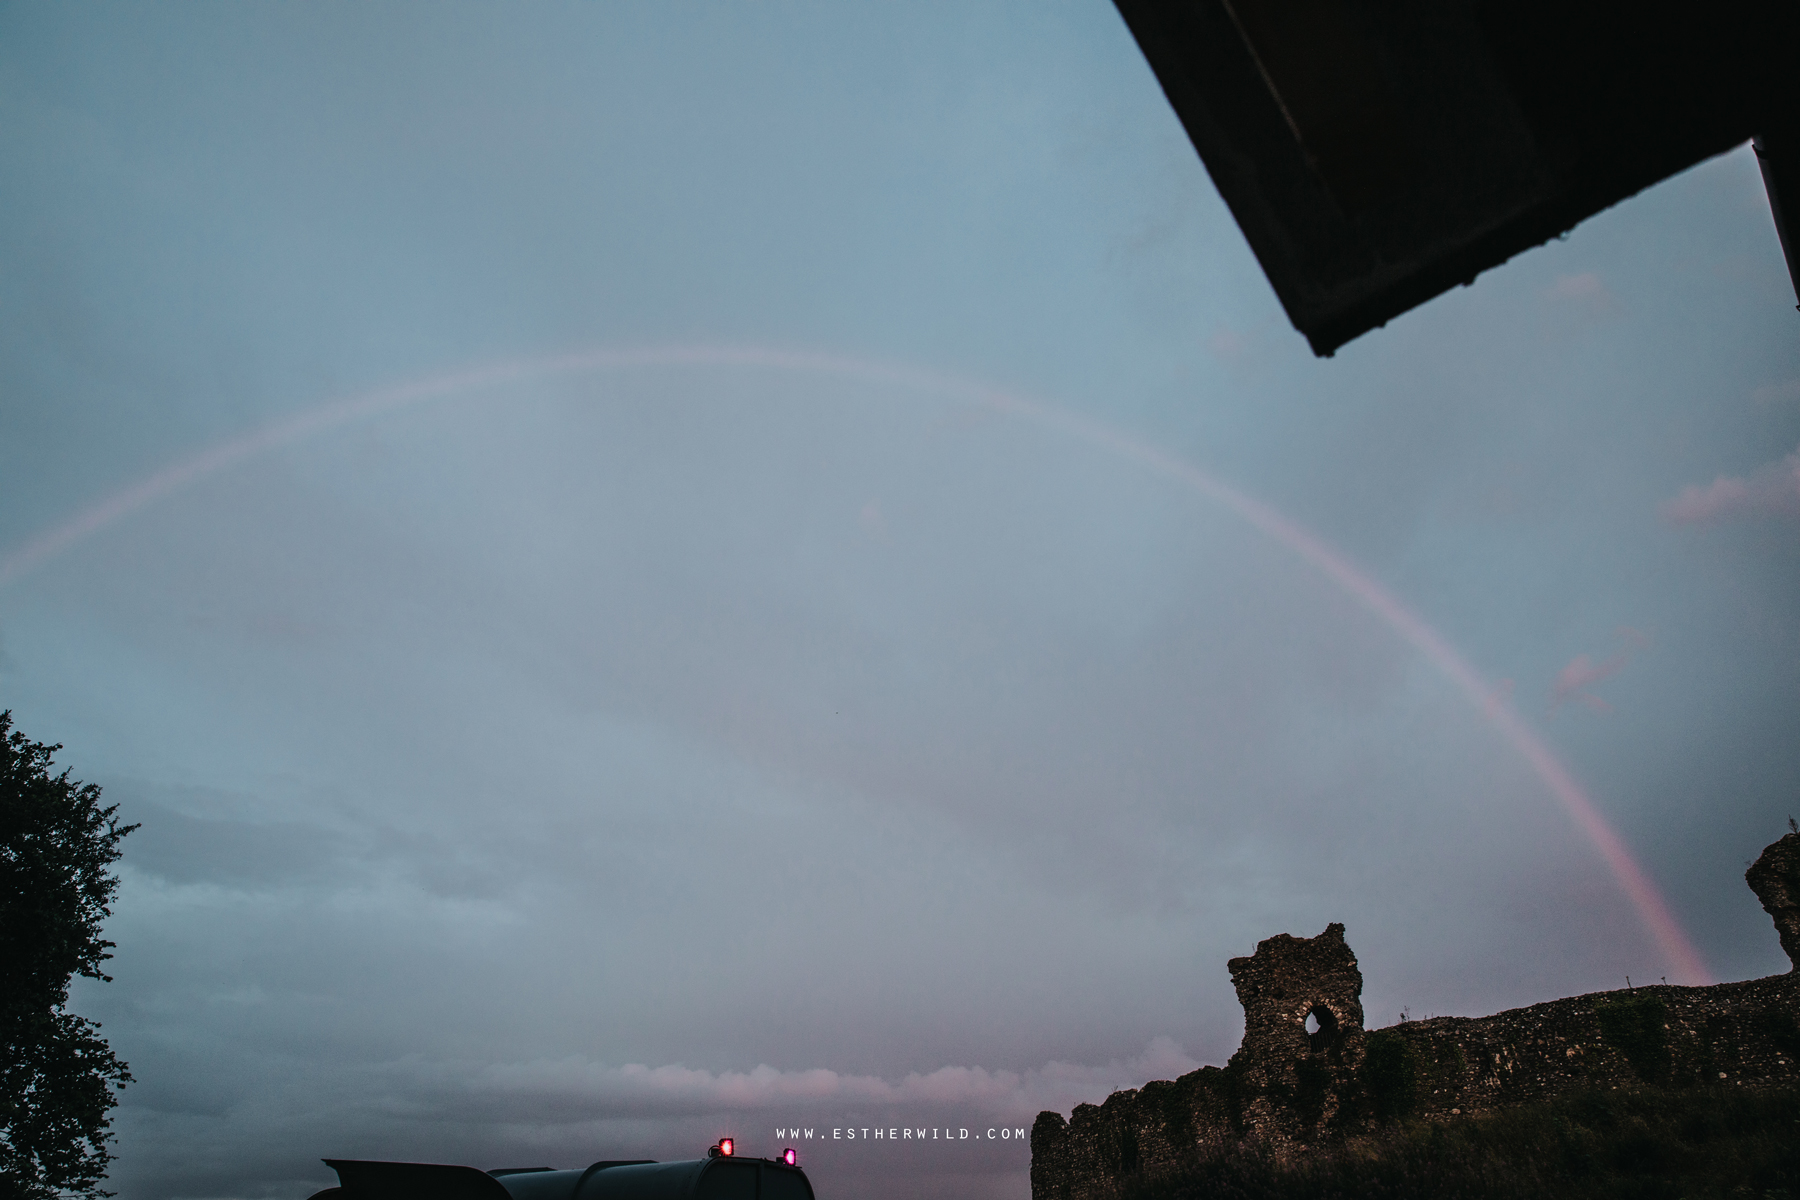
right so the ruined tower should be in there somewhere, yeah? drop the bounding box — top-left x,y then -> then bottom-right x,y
1746,830 -> 1800,971
1225,923 -> 1365,1142
1031,830 -> 1800,1200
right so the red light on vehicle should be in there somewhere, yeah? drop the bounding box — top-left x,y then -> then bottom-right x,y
719,1138 -> 733,1157
782,1148 -> 796,1167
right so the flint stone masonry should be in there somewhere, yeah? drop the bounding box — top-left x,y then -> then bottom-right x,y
1030,833 -> 1800,1200
1226,923 -> 1365,1141
1747,830 -> 1800,970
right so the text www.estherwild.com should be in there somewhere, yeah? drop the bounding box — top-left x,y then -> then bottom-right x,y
773,1127 -> 1027,1141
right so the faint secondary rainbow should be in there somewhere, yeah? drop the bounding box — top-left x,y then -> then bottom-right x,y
0,344 -> 1712,984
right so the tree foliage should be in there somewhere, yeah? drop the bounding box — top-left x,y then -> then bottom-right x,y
1,712 -> 135,1200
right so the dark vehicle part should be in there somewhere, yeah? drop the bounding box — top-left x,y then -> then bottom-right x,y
310,1149 -> 814,1200
1113,0 -> 1800,355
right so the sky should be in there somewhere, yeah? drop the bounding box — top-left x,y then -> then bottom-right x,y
2,3 -> 1798,1198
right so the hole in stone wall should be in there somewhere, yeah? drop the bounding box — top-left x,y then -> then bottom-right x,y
1305,1005 -> 1338,1053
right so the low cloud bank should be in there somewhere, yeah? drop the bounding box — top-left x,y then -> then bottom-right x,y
111,1040 -> 1203,1200
409,1036 -> 1202,1126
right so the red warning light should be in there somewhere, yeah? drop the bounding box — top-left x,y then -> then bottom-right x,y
782,1148 -> 797,1167
719,1138 -> 734,1157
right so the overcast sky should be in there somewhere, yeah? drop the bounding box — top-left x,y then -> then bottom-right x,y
3,4 -> 1799,1199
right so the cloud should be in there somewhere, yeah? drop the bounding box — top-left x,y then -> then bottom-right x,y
1659,446 -> 1800,525
1550,628 -> 1648,713
406,1037 -> 1203,1126
1542,271 -> 1619,316
858,499 -> 888,541
1751,379 -> 1800,407
109,1041 -> 1204,1200
1551,657 -> 1616,712
1207,327 -> 1249,361
1481,677 -> 1515,721
1203,317 -> 1283,367
114,794 -> 345,888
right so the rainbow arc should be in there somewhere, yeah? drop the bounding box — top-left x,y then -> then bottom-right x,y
0,345 -> 1711,985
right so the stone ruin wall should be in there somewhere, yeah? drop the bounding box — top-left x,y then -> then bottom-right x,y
1030,832 -> 1800,1200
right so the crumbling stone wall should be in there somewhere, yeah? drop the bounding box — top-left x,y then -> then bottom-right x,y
1226,923 -> 1365,1144
1747,830 -> 1800,971
1030,833 -> 1800,1200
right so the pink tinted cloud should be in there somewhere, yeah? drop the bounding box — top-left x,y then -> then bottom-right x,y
1660,446 -> 1800,525
1550,628 -> 1649,714
1543,271 -> 1619,316
1481,678 -> 1515,721
1552,654 -> 1620,712
1751,379 -> 1800,407
1207,327 -> 1249,361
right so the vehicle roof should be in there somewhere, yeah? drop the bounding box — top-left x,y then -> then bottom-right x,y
325,1155 -> 811,1200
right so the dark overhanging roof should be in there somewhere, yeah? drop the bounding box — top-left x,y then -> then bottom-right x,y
1112,0 -> 1800,356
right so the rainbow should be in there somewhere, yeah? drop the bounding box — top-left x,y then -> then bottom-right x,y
0,345 -> 1713,984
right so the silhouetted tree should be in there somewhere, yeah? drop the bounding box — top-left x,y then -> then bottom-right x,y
1,713 -> 135,1200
